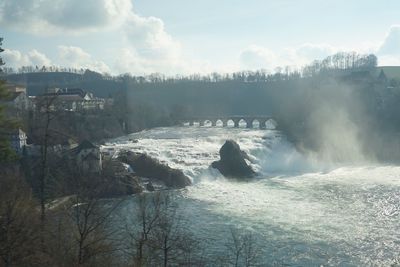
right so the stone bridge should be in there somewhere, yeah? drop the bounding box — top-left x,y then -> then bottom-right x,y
182,115 -> 276,129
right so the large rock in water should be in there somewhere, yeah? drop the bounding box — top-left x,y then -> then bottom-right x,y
211,140 -> 255,179
118,151 -> 191,189
99,174 -> 143,198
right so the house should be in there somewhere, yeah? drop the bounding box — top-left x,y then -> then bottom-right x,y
36,88 -> 105,112
6,83 -> 27,94
8,128 -> 27,155
2,83 -> 29,110
74,140 -> 102,173
7,91 -> 30,110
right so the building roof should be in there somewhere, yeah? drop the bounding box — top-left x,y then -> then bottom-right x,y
69,140 -> 97,155
76,140 -> 97,152
41,88 -> 88,98
5,83 -> 27,93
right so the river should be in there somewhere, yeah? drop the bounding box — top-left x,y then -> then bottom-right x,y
102,125 -> 400,266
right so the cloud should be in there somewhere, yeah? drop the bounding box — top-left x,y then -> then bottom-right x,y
123,14 -> 181,61
239,43 -> 338,71
58,46 -> 110,73
2,49 -> 51,68
0,0 -> 191,74
2,46 -> 110,74
0,0 -> 200,74
290,43 -> 336,62
0,0 -> 132,34
28,50 -> 52,66
114,13 -> 198,75
239,45 -> 277,70
114,47 -> 202,76
378,25 -> 400,56
376,25 -> 400,66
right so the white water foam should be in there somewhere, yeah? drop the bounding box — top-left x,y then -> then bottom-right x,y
104,126 -> 400,266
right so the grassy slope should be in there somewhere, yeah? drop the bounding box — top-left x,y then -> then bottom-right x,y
377,66 -> 400,80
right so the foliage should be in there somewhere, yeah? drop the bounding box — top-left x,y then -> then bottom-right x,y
0,168 -> 41,266
0,37 -> 18,163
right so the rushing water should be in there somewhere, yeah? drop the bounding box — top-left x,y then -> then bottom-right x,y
102,126 -> 400,266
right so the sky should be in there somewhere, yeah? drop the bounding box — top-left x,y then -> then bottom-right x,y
1,0 -> 400,75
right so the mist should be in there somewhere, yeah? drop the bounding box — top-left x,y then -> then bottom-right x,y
4,1 -> 400,265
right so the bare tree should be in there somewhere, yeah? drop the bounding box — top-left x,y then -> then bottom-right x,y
149,193 -> 203,267
0,167 -> 41,267
125,192 -> 163,266
225,228 -> 261,267
44,173 -> 124,267
33,91 -> 60,223
124,192 -> 203,267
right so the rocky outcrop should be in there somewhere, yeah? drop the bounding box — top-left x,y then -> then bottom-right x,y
211,140 -> 255,179
99,174 -> 143,198
118,151 -> 191,189
146,181 -> 155,192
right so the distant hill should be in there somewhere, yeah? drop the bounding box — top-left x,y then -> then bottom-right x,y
377,66 -> 400,80
6,71 -> 124,97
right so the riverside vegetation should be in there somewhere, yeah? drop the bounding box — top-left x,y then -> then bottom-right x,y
3,34 -> 400,266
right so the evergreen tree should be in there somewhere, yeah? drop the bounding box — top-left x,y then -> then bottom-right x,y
0,37 -> 17,162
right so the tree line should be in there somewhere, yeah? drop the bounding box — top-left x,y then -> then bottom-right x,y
5,52 -> 378,84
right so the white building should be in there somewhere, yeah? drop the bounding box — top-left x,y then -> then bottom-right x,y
2,84 -> 30,110
36,88 -> 105,112
74,140 -> 102,173
9,129 -> 27,155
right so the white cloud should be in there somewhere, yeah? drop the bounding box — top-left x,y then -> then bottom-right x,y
290,43 -> 337,63
239,43 -> 338,71
2,49 -> 31,67
114,47 -> 202,76
0,0 -> 132,34
239,45 -> 277,70
114,13 -> 198,75
376,25 -> 400,65
2,46 -> 110,73
0,0 -> 193,74
0,0 -> 203,74
58,46 -> 110,73
378,25 -> 400,56
3,1 -> 399,74
28,49 -> 52,66
378,55 -> 400,66
123,14 -> 181,61
2,49 -> 51,68
114,49 -> 151,74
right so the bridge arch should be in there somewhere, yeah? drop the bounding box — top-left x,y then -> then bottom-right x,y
226,119 -> 235,127
184,116 -> 275,129
265,118 -> 278,129
203,120 -> 213,127
238,119 -> 247,128
215,119 -> 223,127
252,119 -> 260,128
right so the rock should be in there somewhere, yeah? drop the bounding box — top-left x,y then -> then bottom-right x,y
98,174 -> 143,198
125,175 -> 144,195
211,140 -> 255,179
146,181 -> 155,192
118,151 -> 191,189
